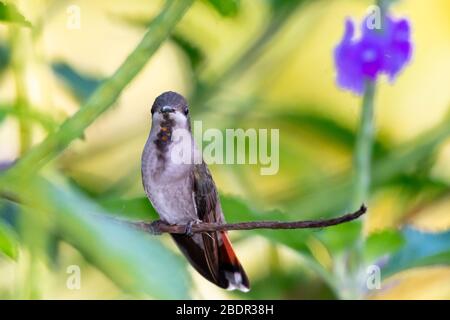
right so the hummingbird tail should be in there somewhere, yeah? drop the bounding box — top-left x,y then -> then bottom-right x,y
170,232 -> 250,292
218,231 -> 250,292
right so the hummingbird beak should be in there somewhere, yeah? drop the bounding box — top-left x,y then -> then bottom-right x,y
161,106 -> 175,113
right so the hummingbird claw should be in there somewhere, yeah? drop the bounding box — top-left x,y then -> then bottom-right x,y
184,220 -> 201,237
184,220 -> 195,237
149,220 -> 165,235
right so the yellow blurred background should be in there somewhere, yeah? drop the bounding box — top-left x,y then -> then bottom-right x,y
0,0 -> 449,299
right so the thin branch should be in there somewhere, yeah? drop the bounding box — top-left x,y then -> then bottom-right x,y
1,187 -> 366,236
127,205 -> 367,235
0,181 -> 366,235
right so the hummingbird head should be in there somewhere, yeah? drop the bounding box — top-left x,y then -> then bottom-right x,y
151,91 -> 190,131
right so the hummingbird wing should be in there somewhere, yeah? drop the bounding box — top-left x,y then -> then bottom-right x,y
192,162 -> 222,282
173,162 -> 249,291
171,162 -> 249,290
169,162 -> 223,287
172,162 -> 224,287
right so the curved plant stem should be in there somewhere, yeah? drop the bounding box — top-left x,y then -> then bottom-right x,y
346,80 -> 376,299
0,104 -> 57,132
352,80 -> 376,209
10,26 -> 32,155
2,0 -> 194,178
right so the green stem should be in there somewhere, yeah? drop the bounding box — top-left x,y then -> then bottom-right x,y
300,254 -> 340,298
0,104 -> 57,132
2,0 -> 193,178
279,110 -> 450,220
344,81 -> 376,299
351,0 -> 387,207
352,81 -> 376,208
10,27 -> 32,155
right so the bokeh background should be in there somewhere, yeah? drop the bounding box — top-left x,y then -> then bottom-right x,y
0,0 -> 449,299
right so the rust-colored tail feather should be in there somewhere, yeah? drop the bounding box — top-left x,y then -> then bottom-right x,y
171,232 -> 250,292
217,231 -> 250,292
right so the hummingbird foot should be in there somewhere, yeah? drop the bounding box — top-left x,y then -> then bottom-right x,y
184,219 -> 201,237
148,220 -> 166,235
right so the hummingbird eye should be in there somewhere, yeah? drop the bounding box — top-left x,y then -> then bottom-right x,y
184,107 -> 189,115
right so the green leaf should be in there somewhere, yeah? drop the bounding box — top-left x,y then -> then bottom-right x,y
0,43 -> 10,73
267,0 -> 310,13
364,229 -> 405,263
16,179 -> 191,299
315,220 -> 362,254
52,62 -> 103,103
0,221 -> 18,259
0,2 -> 32,27
0,108 -> 7,124
204,0 -> 240,17
270,111 -> 388,157
99,196 -> 158,220
220,195 -> 312,253
382,227 -> 450,277
281,117 -> 450,219
171,33 -> 204,70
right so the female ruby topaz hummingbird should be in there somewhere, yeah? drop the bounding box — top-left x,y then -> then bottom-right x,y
141,91 -> 250,291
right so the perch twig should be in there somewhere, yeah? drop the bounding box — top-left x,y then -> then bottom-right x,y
0,189 -> 366,235
126,205 -> 367,235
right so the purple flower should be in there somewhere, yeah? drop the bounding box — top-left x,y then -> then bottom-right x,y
334,15 -> 412,95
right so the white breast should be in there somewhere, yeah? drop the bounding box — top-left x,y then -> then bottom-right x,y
141,127 -> 199,225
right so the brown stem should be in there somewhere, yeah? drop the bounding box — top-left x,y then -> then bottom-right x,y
0,188 -> 366,235
126,205 -> 367,235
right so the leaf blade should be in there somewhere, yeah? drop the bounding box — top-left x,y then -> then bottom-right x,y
18,179 -> 191,299
0,221 -> 18,259
204,0 -> 240,17
383,227 -> 450,277
0,2 -> 32,27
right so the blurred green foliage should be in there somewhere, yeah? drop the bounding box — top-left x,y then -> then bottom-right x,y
204,0 -> 240,17
0,2 -> 31,27
0,0 -> 449,300
51,62 -> 103,103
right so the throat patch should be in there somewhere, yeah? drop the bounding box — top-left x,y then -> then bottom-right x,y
154,113 -> 175,154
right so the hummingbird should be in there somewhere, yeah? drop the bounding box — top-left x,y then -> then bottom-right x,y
141,91 -> 250,292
